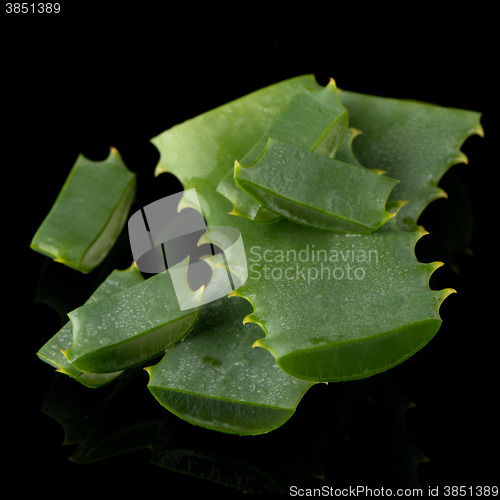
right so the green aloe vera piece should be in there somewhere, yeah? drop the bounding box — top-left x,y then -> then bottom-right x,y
37,264 -> 145,388
214,217 -> 452,382
30,147 -> 136,273
234,138 -> 402,234
147,291 -> 313,435
337,89 -> 483,231
63,258 -> 202,373
215,79 -> 348,223
152,74 -> 481,383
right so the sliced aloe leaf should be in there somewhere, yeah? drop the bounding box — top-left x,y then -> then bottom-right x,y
337,89 -> 483,231
147,290 -> 314,435
63,258 -> 202,373
30,147 -> 136,273
234,138 -> 402,234
215,79 -> 348,223
211,216 -> 454,382
37,264 -> 145,387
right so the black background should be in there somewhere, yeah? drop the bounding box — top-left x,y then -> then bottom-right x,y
3,10 -> 497,496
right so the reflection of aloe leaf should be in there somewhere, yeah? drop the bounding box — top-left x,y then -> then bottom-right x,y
37,263 -> 144,387
151,449 -> 284,494
270,381 -> 369,488
150,422 -> 284,493
41,364 -> 170,464
42,374 -> 108,445
41,365 -> 146,445
365,372 -> 427,488
42,357 -> 426,491
30,147 -> 136,273
147,382 -> 336,492
63,258 -> 202,373
149,374 -> 421,490
330,373 -> 427,488
234,138 -> 402,233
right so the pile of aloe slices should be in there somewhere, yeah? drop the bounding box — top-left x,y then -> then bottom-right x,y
33,75 -> 483,435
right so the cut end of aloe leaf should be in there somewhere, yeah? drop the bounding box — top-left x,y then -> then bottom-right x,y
217,166 -> 281,223
30,147 -> 136,273
37,351 -> 65,371
36,265 -> 145,386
